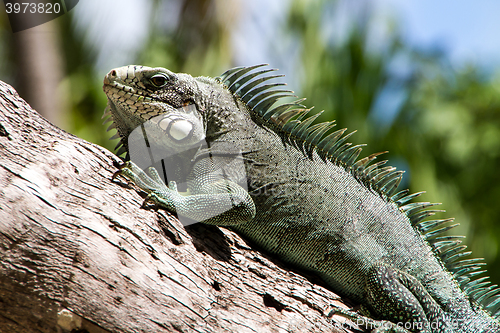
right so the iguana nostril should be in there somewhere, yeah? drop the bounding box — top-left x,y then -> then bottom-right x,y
103,70 -> 117,85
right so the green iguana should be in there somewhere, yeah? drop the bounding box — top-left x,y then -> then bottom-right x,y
102,64 -> 500,333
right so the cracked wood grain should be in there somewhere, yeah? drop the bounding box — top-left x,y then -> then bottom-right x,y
0,80 -> 362,333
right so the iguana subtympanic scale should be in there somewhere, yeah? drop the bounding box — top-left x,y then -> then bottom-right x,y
102,64 -> 500,333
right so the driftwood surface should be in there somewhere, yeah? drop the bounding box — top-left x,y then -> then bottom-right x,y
0,80 -> 362,333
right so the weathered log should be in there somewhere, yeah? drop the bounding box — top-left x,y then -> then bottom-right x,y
0,80 -> 361,333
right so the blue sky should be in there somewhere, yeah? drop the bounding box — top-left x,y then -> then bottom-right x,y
232,0 -> 500,71
72,0 -> 500,75
379,0 -> 500,69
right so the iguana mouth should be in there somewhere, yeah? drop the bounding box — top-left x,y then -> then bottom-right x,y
103,85 -> 172,125
103,80 -> 153,110
103,80 -> 195,121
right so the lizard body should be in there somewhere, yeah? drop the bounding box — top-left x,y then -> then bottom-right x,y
102,65 -> 500,332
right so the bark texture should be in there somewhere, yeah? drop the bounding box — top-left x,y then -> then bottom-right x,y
0,80 -> 362,333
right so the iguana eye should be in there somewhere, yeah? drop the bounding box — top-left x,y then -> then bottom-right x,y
150,74 -> 168,87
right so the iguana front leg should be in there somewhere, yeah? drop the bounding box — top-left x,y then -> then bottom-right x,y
113,161 -> 256,226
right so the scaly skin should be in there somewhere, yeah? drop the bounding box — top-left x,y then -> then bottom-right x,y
103,65 -> 500,333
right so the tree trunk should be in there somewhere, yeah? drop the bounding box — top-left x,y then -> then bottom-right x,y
11,21 -> 66,128
0,80 -> 362,333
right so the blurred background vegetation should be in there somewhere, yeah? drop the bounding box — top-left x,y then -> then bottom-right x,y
0,0 -> 499,284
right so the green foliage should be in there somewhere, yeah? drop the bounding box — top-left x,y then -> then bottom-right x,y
393,67 -> 500,283
137,0 -> 233,77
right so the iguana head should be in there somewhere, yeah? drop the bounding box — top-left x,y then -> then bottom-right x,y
103,65 -> 211,155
